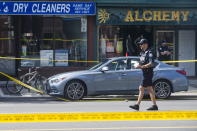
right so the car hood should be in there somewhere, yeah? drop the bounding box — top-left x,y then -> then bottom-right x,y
48,70 -> 93,80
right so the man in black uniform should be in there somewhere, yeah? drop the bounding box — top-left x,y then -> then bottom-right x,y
129,39 -> 158,111
158,40 -> 171,61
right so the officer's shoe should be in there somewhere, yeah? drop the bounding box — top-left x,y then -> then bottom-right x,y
147,105 -> 158,111
129,104 -> 139,111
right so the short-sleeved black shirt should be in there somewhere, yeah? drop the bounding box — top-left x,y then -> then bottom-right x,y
158,46 -> 171,61
139,48 -> 154,73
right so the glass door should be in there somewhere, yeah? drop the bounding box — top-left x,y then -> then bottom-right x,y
156,31 -> 175,63
0,16 -> 16,75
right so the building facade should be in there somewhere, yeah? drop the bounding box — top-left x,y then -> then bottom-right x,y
0,0 -> 197,77
96,0 -> 197,76
0,0 -> 96,77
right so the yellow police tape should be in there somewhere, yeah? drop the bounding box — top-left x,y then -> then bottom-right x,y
162,60 -> 197,63
0,72 -> 43,94
1,56 -> 197,63
0,111 -> 196,122
0,56 -> 99,63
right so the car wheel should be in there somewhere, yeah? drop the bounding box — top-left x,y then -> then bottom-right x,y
154,80 -> 172,99
64,80 -> 85,100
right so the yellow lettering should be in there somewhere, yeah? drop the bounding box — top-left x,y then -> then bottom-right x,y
162,11 -> 172,21
124,10 -> 190,23
172,11 -> 180,22
143,11 -> 153,21
124,10 -> 134,22
181,11 -> 189,21
153,11 -> 161,21
135,11 -> 143,21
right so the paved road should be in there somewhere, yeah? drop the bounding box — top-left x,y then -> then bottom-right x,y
0,82 -> 197,131
0,120 -> 197,131
0,94 -> 197,131
0,95 -> 197,113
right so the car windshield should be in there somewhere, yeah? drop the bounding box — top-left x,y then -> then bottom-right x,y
89,59 -> 110,70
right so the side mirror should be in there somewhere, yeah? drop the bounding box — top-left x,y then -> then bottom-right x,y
101,66 -> 109,72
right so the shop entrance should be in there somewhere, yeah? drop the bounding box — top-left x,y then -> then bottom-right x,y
155,30 -> 175,62
120,25 -> 153,56
99,25 -> 153,59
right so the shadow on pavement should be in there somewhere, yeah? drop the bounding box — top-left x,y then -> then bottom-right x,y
0,96 -> 59,103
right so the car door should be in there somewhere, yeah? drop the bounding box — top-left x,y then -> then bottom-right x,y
93,58 -> 129,93
125,58 -> 142,91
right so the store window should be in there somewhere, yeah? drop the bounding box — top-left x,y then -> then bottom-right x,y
99,26 -> 123,59
20,16 -> 87,67
99,25 -> 153,60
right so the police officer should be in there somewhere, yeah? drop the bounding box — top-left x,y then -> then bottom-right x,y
158,40 -> 171,61
129,39 -> 158,111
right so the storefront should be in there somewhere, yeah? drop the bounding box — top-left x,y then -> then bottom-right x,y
96,0 -> 197,76
0,1 -> 96,77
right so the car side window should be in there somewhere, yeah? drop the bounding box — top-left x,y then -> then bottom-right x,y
126,58 -> 140,70
106,59 -> 127,71
106,61 -> 117,71
116,60 -> 127,70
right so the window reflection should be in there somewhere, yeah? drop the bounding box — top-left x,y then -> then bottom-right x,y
0,16 -> 15,75
20,16 -> 87,67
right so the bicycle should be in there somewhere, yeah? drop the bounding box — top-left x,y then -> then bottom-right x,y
5,67 -> 47,94
0,59 -> 22,94
0,72 -> 23,95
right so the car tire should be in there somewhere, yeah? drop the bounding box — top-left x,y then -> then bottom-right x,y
154,80 -> 172,99
64,80 -> 86,100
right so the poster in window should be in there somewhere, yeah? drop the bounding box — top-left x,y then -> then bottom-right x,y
22,45 -> 27,56
81,17 -> 87,32
106,42 -> 114,52
55,50 -> 68,66
40,50 -> 53,66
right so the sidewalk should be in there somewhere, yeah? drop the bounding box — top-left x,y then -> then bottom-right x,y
188,77 -> 197,88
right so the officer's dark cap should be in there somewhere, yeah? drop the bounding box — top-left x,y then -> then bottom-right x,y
138,39 -> 148,45
161,40 -> 167,43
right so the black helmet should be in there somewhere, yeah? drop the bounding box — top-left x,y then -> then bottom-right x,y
161,40 -> 167,43
138,39 -> 148,45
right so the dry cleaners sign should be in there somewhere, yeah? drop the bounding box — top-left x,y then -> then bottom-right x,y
0,1 -> 96,15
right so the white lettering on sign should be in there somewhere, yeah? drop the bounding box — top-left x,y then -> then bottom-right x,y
32,3 -> 70,13
41,4 -> 47,12
32,4 -> 37,13
85,4 -> 92,7
74,4 -> 91,11
73,4 -> 83,7
13,3 -> 28,12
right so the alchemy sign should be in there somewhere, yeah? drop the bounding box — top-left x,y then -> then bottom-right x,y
97,8 -> 197,25
125,10 -> 189,22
